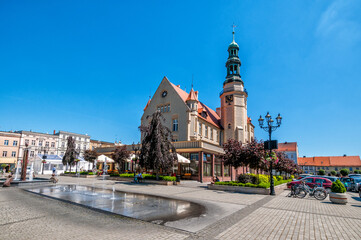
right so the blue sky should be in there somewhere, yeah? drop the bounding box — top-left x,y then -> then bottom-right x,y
1,0 -> 361,157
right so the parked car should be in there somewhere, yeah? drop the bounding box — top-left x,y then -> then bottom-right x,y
321,176 -> 338,182
287,177 -> 332,191
349,174 -> 361,178
297,174 -> 312,180
340,177 -> 355,191
349,178 -> 361,192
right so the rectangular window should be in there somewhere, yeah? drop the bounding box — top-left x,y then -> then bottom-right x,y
30,151 -> 34,157
62,142 -> 65,148
25,139 -> 29,145
172,119 -> 178,131
157,107 -> 160,111
2,151 -> 7,157
51,142 -> 55,147
203,154 -> 212,177
161,106 -> 163,112
199,122 -> 202,134
45,141 -> 49,147
39,140 -> 43,146
83,145 -> 86,150
350,167 -> 353,171
50,152 -> 54,155
11,151 -> 16,157
224,165 -> 230,177
167,105 -> 170,112
13,140 -> 18,146
215,158 -> 222,177
4,140 -> 9,145
210,129 -> 213,140
205,126 -> 208,138
31,140 -> 36,146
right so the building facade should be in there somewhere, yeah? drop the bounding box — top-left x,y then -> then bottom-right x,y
277,142 -> 299,164
298,156 -> 361,174
0,131 -> 21,170
140,32 -> 254,182
55,131 -> 90,157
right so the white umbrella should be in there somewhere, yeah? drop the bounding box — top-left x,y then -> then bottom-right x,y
97,154 -> 115,163
177,154 -> 191,164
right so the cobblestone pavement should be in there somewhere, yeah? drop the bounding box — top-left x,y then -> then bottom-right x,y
1,176 -> 361,239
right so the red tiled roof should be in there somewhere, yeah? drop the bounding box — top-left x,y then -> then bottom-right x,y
170,81 -> 221,128
278,142 -> 297,152
298,156 -> 361,167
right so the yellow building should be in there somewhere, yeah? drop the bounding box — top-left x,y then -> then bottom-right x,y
0,131 -> 21,170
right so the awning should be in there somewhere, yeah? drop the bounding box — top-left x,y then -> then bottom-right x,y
97,154 -> 114,163
177,154 -> 190,164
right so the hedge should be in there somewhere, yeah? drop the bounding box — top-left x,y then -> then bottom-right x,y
215,179 -> 292,189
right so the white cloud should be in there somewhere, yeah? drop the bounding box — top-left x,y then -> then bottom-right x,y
316,0 -> 361,45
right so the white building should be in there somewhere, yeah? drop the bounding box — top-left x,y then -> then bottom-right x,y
55,131 -> 90,157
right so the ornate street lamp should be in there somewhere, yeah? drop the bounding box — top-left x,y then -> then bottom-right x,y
132,142 -> 140,174
258,112 -> 282,195
41,146 -> 49,175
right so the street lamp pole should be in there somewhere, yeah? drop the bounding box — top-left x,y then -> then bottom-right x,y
41,146 -> 49,175
258,112 -> 282,196
132,142 -> 140,174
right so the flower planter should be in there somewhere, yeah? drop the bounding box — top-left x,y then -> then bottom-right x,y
329,192 -> 348,204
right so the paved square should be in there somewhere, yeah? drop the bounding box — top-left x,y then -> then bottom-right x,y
1,176 -> 361,239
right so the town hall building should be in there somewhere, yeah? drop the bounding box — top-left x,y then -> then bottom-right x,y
141,32 -> 254,182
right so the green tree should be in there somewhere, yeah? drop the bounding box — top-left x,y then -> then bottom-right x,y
84,149 -> 98,170
340,169 -> 349,177
317,169 -> 326,175
139,111 -> 177,178
62,136 -> 77,172
330,170 -> 337,176
111,146 -> 130,173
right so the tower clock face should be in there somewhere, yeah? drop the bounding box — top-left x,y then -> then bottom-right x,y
161,91 -> 168,98
225,95 -> 233,105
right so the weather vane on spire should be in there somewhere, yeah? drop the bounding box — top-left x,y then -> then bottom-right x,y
232,24 -> 236,41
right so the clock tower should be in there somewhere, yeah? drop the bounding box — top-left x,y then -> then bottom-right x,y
220,30 -> 248,144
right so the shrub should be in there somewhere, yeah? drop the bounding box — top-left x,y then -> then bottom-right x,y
276,176 -> 283,181
257,174 -> 269,184
160,176 -> 176,181
290,175 -> 295,179
119,173 -> 135,178
80,171 -> 88,175
88,172 -> 94,175
330,170 -> 337,176
318,169 -> 326,175
354,170 -> 360,174
340,169 -> 349,177
238,174 -> 254,184
109,173 -> 120,177
331,179 -> 346,193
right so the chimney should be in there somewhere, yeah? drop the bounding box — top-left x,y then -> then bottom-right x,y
343,154 -> 347,157
216,107 -> 221,117
54,130 -> 56,134
176,85 -> 180,88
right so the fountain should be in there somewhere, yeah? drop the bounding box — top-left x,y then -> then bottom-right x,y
26,184 -> 205,229
29,163 -> 34,181
0,145 -> 51,187
14,160 -> 20,180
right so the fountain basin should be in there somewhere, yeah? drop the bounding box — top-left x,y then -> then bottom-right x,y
0,177 -> 51,187
26,185 -> 205,225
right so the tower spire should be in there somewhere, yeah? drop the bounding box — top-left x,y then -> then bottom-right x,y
232,24 -> 236,41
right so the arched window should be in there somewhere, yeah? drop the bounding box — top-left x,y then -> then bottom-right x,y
228,123 -> 231,129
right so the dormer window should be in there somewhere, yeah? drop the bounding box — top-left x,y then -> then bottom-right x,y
201,111 -> 208,118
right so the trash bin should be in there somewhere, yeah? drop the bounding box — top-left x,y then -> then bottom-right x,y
176,175 -> 181,182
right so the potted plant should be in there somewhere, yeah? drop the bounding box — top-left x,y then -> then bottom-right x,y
329,179 -> 347,204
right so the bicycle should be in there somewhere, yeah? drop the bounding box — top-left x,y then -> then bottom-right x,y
296,181 -> 328,200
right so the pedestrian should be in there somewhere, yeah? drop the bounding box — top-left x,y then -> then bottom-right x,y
52,166 -> 56,175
